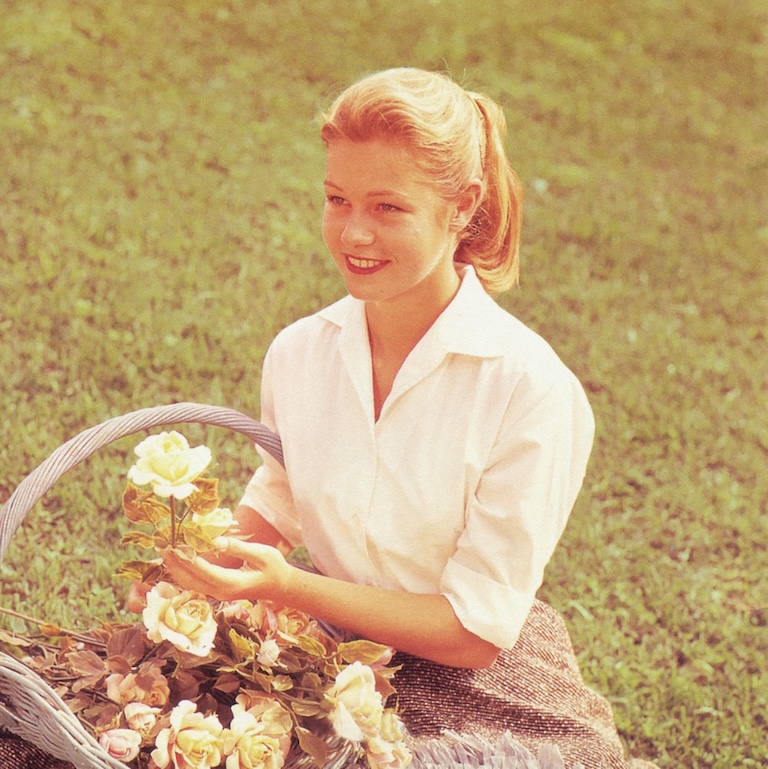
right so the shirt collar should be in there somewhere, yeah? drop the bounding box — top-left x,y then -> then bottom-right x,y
317,265 -> 510,359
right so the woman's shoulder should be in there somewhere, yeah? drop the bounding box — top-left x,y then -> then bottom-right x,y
447,283 -> 574,387
462,297 -> 591,426
267,295 -> 357,354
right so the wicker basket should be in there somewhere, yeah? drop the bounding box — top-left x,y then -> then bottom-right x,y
0,403 -> 358,769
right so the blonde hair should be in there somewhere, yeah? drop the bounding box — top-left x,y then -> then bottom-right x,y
320,68 -> 523,293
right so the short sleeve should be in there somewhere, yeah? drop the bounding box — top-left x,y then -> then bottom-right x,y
440,366 -> 595,649
238,343 -> 304,547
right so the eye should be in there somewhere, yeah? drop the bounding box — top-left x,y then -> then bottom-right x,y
377,202 -> 401,213
325,194 -> 347,206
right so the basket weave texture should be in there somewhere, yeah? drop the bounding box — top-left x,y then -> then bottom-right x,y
0,403 -> 356,769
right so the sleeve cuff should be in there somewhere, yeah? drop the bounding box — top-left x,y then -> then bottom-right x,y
440,558 -> 535,649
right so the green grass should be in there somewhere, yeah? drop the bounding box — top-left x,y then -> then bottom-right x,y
1,1 -> 766,766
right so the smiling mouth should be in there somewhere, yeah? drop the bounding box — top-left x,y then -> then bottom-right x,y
345,254 -> 388,274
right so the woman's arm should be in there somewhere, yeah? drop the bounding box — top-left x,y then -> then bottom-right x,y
233,504 -> 292,552
162,535 -> 499,669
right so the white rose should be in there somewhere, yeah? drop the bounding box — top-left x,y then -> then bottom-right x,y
257,638 -> 281,668
152,700 -> 224,769
326,661 -> 384,742
192,506 -> 234,539
143,581 -> 217,657
128,431 -> 211,500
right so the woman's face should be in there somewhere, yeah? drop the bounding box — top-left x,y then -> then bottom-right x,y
322,139 -> 468,312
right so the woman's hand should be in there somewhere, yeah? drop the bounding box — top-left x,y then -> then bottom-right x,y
160,537 -> 293,602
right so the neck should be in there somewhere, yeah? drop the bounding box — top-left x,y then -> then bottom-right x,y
365,272 -> 460,361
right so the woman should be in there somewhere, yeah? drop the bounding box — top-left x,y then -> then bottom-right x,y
164,68 -> 656,768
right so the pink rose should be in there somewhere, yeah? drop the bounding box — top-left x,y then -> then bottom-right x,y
126,580 -> 152,613
218,600 -> 253,622
247,601 -> 312,639
106,663 -> 170,708
99,728 -> 142,762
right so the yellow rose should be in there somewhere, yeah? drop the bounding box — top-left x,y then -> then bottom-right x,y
222,704 -> 290,769
98,728 -> 142,762
379,711 -> 407,744
152,700 -> 224,769
365,735 -> 412,769
143,581 -> 217,657
366,712 -> 412,769
326,661 -> 384,742
128,431 -> 211,500
234,692 -> 293,738
192,506 -> 234,539
124,702 -> 162,738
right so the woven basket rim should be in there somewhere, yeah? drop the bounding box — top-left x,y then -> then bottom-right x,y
0,403 -> 292,768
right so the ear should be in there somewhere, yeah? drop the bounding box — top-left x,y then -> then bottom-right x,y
449,179 -> 483,233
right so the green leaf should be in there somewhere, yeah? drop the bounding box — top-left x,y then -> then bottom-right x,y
300,672 -> 323,691
291,699 -> 325,717
213,672 -> 241,694
294,633 -> 328,658
228,628 -> 256,661
114,560 -> 164,582
120,531 -> 157,550
122,483 -> 170,525
186,477 -> 220,516
271,674 -> 293,692
337,639 -> 392,665
179,521 -> 217,554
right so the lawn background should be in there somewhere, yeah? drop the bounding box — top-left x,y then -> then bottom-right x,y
1,1 -> 766,766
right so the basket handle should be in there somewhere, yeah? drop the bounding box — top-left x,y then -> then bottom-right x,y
0,402 -> 283,563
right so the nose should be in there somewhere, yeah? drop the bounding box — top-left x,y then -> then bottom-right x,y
340,213 -> 374,247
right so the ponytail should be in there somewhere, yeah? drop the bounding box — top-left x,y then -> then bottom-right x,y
456,93 -> 523,293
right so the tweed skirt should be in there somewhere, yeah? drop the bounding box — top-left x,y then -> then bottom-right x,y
393,599 -> 656,769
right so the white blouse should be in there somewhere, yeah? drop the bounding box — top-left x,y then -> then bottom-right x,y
240,266 -> 594,649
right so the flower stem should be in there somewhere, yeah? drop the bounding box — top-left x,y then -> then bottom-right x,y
0,605 -> 106,647
170,496 -> 177,548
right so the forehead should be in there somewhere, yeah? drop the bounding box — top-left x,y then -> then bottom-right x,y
324,139 -> 435,193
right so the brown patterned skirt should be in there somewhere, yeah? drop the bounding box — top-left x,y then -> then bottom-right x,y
392,600 -> 657,769
0,732 -> 73,769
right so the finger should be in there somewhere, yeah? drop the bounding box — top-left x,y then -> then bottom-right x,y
161,548 -> 221,593
214,536 -> 274,561
162,562 -> 206,593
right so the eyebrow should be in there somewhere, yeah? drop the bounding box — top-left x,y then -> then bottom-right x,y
324,180 -> 412,199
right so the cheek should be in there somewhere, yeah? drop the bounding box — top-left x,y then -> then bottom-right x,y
321,209 -> 340,247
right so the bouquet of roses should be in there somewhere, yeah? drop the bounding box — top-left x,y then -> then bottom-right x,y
0,431 -> 411,769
